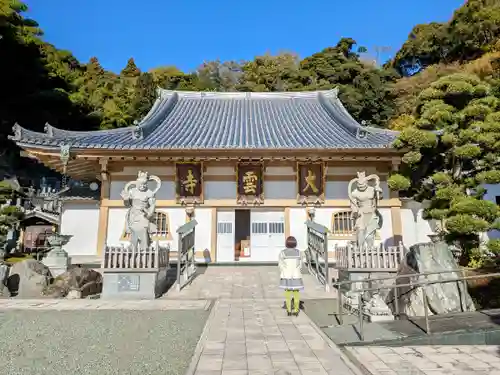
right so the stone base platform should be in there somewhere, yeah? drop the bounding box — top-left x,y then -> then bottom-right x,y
305,297 -> 500,347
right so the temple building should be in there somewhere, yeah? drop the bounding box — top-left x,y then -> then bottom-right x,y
10,89 -> 437,265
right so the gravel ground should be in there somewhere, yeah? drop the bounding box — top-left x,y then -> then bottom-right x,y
0,309 -> 210,375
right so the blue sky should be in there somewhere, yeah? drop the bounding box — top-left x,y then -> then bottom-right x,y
24,0 -> 465,74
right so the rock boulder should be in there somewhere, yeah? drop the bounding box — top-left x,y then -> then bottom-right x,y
386,241 -> 475,317
43,267 -> 102,298
6,259 -> 52,298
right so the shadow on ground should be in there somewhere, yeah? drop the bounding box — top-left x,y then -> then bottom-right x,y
156,264 -> 208,297
304,298 -> 500,347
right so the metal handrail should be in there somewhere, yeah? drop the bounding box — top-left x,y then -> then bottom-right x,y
335,268 -> 470,326
335,271 -> 500,341
333,268 -> 470,287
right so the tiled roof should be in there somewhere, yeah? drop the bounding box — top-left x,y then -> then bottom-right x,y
10,88 -> 398,150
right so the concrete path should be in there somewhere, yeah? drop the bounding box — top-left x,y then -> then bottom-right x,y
163,266 -> 360,375
346,345 -> 500,375
192,298 -> 359,375
164,265 -> 334,300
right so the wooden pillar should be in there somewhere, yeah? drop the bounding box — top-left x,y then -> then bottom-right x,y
389,159 -> 403,246
97,159 -> 110,258
210,207 -> 217,263
284,207 -> 290,238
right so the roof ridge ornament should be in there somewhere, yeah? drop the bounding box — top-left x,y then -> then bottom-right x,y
12,123 -> 22,140
356,120 -> 370,139
131,120 -> 144,140
44,122 -> 54,137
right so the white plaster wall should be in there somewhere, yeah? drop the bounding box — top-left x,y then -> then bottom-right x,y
192,208 -> 212,261
265,166 -> 294,175
205,166 -> 234,175
481,184 -> 500,240
113,166 -> 174,176
109,180 -> 175,200
378,208 -> 394,246
327,167 -> 380,175
325,181 -> 389,200
400,206 -> 436,248
313,207 -> 394,253
289,208 -> 307,250
265,181 -> 296,199
60,203 -> 100,256
106,207 -> 128,246
106,207 -> 212,262
205,181 -> 236,199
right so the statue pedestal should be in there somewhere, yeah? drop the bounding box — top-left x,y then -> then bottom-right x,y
43,249 -> 69,277
0,263 -> 8,297
43,234 -> 72,278
363,294 -> 394,322
101,245 -> 170,300
343,291 -> 394,322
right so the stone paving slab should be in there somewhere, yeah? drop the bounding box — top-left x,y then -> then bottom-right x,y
192,299 -> 359,375
0,298 -> 211,310
345,345 -> 500,375
165,266 -> 336,300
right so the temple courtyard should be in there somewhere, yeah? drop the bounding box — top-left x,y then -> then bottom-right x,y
0,266 -> 498,375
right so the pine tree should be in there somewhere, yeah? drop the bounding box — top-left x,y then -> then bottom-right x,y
388,73 -> 500,264
0,181 -> 23,245
129,72 -> 157,121
120,57 -> 141,78
87,57 -> 104,76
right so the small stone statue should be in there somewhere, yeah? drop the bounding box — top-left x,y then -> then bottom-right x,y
363,293 -> 393,320
121,171 -> 162,252
348,171 -> 383,251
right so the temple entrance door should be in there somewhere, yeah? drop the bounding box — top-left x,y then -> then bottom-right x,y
216,210 -> 235,262
250,210 -> 285,262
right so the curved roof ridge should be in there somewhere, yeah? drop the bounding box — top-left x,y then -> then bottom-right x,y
10,88 -> 177,143
331,95 -> 400,136
133,91 -> 179,140
320,90 -> 400,137
157,88 -> 339,100
11,123 -> 53,141
43,123 -> 132,138
317,90 -> 359,136
135,87 -> 167,125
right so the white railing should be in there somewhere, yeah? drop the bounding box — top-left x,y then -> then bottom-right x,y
102,243 -> 169,269
335,242 -> 405,270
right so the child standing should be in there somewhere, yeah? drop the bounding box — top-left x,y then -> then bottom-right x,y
278,236 -> 304,316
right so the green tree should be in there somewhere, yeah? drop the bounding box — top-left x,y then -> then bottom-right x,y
150,66 -> 199,90
300,39 -> 399,126
236,52 -> 307,92
120,57 -> 141,78
197,60 -> 242,92
0,181 -> 23,245
391,0 -> 500,72
389,73 -> 500,263
129,72 -> 157,121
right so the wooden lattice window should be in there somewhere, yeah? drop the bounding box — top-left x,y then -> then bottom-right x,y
331,211 -> 355,237
120,211 -> 173,241
330,210 -> 381,240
